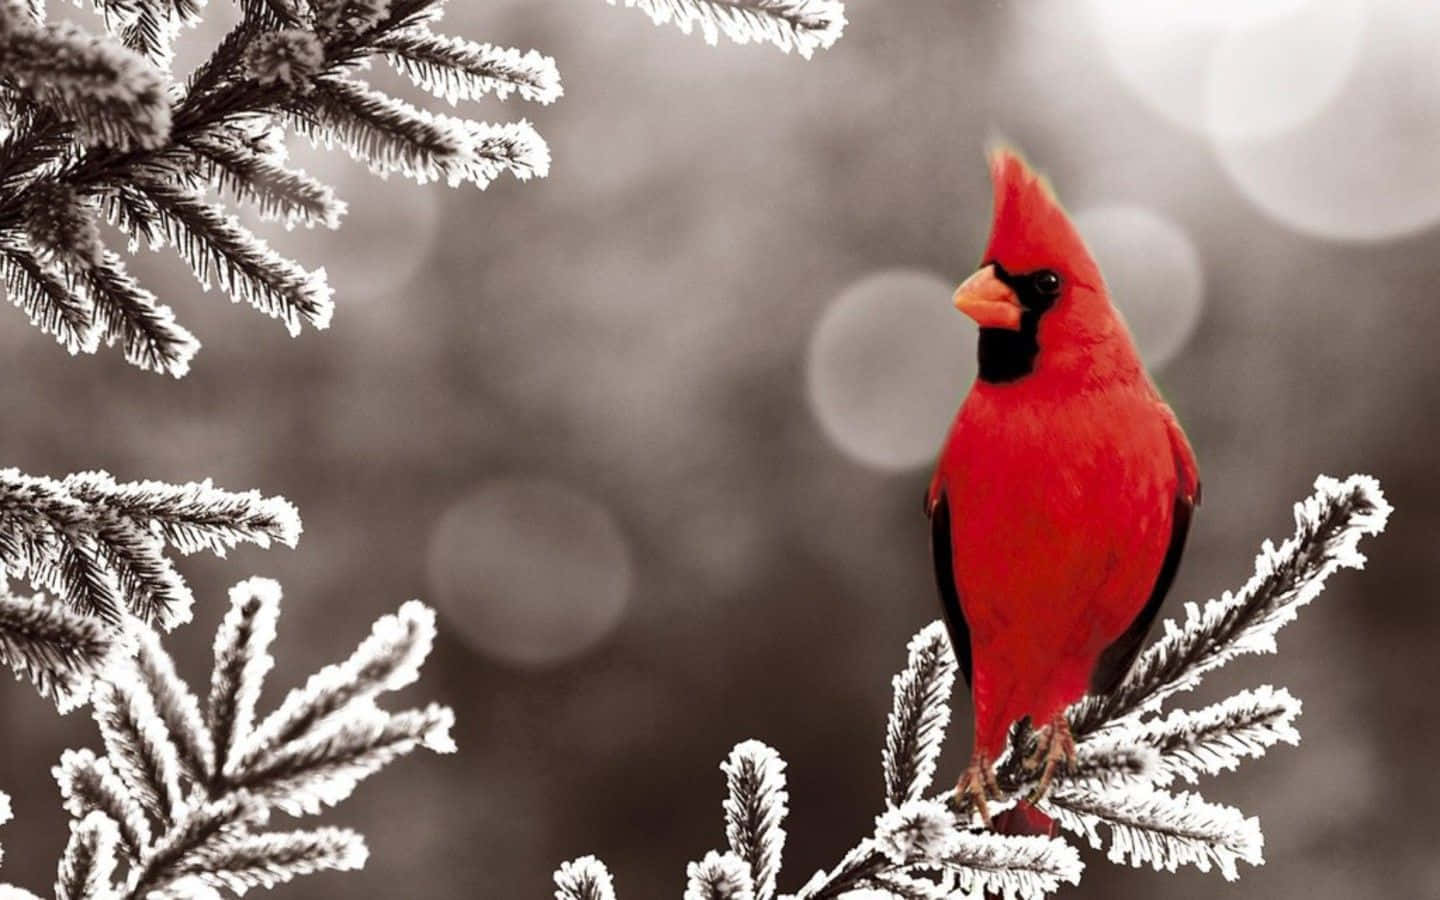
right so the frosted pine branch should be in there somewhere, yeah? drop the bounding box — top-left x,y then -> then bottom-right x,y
0,14 -> 171,151
0,588 -> 116,712
14,578 -> 453,899
235,598 -> 437,762
882,621 -> 956,808
0,468 -> 298,631
1136,686 -> 1302,787
208,577 -> 282,781
553,475 -> 1388,898
721,741 -> 788,900
683,851 -> 754,900
1070,474 -> 1391,735
127,173 -> 335,335
555,856 -> 618,900
2,0 -> 842,370
379,30 -> 563,105
56,811 -> 122,900
1046,788 -> 1262,881
607,0 -> 846,59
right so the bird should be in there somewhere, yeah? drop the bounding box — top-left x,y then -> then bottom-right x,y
925,147 -> 1200,831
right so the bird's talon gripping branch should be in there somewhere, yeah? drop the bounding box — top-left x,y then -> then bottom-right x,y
1025,714 -> 1077,803
956,753 -> 1002,827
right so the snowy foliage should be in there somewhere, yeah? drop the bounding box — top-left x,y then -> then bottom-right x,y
0,470 -> 298,709
0,0 -> 844,374
609,0 -> 847,59
0,577 -> 451,899
883,622 -> 956,807
551,474 -> 1390,898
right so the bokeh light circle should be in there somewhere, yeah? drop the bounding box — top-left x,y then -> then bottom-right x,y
1089,0 -> 1362,141
806,269 -> 975,471
1074,206 -> 1205,369
426,478 -> 632,668
1213,0 -> 1440,241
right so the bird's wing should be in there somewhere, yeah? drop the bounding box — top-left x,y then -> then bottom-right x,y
1088,405 -> 1201,696
929,490 -> 974,688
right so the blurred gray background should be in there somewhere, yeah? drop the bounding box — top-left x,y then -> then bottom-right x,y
2,0 -> 1437,897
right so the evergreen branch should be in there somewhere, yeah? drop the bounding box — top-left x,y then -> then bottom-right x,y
0,588 -> 115,712
554,856 -> 618,900
0,15 -> 171,150
882,621 -> 956,808
0,469 -> 297,629
0,234 -> 99,356
56,811 -> 122,900
286,76 -> 467,184
208,577 -> 281,782
932,827 -> 1084,899
60,472 -> 302,558
1141,686 -> 1302,787
91,671 -> 186,826
238,599 -> 436,760
606,0 -> 846,59
184,126 -> 345,229
447,117 -> 551,186
1071,474 -> 1390,735
721,741 -> 787,900
132,625 -> 214,786
54,748 -> 154,856
77,250 -> 198,377
53,748 -> 153,852
117,0 -> 183,70
378,29 -> 563,105
38,581 -> 454,899
127,793 -> 265,898
230,702 -> 455,816
166,826 -> 368,894
684,851 -> 754,900
127,173 -> 335,335
1045,787 -> 1263,881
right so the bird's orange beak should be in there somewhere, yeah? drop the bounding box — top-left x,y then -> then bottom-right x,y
953,265 -> 1021,330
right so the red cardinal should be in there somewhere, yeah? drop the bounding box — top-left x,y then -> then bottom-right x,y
926,148 -> 1200,830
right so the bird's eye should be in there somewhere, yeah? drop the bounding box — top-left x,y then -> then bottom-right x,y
1033,270 -> 1061,294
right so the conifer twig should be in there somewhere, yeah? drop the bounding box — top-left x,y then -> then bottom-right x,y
14,578 -> 455,899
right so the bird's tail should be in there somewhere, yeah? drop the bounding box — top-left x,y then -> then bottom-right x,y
992,798 -> 1056,837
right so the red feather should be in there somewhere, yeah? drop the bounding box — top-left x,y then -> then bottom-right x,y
928,148 -> 1200,763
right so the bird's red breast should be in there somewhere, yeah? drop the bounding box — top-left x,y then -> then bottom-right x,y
928,147 -> 1199,759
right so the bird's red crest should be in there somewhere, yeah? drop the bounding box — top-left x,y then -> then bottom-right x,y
982,147 -> 1098,286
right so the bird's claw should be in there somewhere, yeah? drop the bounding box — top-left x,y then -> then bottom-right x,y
1023,715 -> 1077,803
955,753 -> 1002,827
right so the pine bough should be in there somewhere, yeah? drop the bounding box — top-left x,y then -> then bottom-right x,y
0,0 -> 844,376
0,576 -> 454,899
552,473 -> 1391,899
0,468 -> 300,711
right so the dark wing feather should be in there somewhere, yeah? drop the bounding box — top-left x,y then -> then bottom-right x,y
1088,490 -> 1196,696
929,491 -> 973,688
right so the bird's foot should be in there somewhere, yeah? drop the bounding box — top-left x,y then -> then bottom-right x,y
1022,714 -> 1077,803
955,752 -> 1002,827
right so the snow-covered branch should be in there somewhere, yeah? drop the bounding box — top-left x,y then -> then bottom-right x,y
551,474 -> 1390,898
607,0 -> 846,59
3,577 -> 452,899
0,468 -> 298,649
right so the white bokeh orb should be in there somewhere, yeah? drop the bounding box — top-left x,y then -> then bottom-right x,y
426,478 -> 633,668
1214,0 -> 1440,241
1074,206 -> 1205,369
1089,0 -> 1362,141
806,269 -> 975,471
